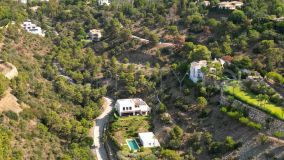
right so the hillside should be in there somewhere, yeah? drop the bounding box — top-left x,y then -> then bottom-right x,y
1,0 -> 284,160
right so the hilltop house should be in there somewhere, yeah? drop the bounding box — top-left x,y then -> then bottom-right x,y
138,132 -> 160,148
89,29 -> 102,41
98,0 -> 110,6
218,1 -> 243,10
189,60 -> 207,83
21,20 -> 45,37
115,98 -> 150,116
189,59 -> 225,83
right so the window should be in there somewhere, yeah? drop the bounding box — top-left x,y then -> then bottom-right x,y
129,107 -> 132,110
123,107 -> 125,111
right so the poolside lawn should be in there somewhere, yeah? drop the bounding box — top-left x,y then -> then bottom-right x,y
224,85 -> 284,120
110,116 -> 151,145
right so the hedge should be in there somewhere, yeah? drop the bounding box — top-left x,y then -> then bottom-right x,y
224,85 -> 284,121
220,106 -> 262,130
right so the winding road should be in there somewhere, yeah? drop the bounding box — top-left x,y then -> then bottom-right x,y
91,97 -> 113,160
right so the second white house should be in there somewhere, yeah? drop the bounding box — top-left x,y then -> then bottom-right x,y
189,59 -> 225,83
138,132 -> 160,148
115,98 -> 151,116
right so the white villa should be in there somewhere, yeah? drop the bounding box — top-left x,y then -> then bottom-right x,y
189,59 -> 225,83
138,132 -> 160,148
115,98 -> 150,116
189,60 -> 207,83
21,20 -> 45,37
89,29 -> 102,41
98,0 -> 110,6
218,1 -> 244,10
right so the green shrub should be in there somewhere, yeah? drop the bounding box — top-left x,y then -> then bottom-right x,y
4,111 -> 18,121
220,107 -> 227,113
239,117 -> 262,130
227,111 -> 242,119
239,117 -> 249,124
266,72 -> 284,85
0,74 -> 9,98
273,131 -> 284,138
199,108 -> 212,118
259,135 -> 268,144
225,136 -> 238,151
208,141 -> 223,155
247,121 -> 262,130
160,149 -> 181,160
271,94 -> 283,105
139,147 -> 144,152
227,96 -> 235,103
144,154 -> 157,160
158,103 -> 167,113
19,108 -> 35,120
183,88 -> 191,96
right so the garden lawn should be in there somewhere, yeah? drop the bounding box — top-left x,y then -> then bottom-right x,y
110,116 -> 151,145
224,85 -> 284,121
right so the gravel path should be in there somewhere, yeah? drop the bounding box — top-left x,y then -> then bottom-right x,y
92,97 -> 113,160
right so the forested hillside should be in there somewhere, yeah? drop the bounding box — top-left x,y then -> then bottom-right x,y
1,0 -> 284,159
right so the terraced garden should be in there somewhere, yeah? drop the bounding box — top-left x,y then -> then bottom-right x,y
109,116 -> 151,145
224,83 -> 284,121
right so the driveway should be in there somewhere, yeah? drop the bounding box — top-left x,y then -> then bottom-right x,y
91,97 -> 113,160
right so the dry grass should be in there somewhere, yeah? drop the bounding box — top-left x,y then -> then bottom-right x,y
0,88 -> 21,113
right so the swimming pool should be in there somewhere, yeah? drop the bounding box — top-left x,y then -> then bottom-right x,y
126,139 -> 140,151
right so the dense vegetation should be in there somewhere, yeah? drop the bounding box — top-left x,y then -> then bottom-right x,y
0,74 -> 9,98
1,0 -> 284,159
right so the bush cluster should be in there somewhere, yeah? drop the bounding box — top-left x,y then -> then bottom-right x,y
220,106 -> 262,130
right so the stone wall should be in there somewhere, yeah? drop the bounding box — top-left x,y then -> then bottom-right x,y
221,95 -> 284,134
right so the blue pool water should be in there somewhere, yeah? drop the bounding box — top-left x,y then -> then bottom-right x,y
126,139 -> 139,151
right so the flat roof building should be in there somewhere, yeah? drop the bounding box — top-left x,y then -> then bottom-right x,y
138,132 -> 160,148
115,98 -> 150,116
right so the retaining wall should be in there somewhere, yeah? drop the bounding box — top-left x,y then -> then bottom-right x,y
221,95 -> 284,134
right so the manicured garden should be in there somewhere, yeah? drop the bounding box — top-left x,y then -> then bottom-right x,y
109,115 -> 151,146
108,115 -> 155,159
224,84 -> 284,121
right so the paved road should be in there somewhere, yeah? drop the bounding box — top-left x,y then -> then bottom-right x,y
92,97 -> 113,160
